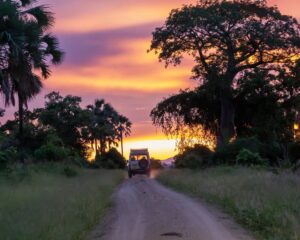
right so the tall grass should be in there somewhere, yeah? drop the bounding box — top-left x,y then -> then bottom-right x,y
0,164 -> 124,240
158,168 -> 300,240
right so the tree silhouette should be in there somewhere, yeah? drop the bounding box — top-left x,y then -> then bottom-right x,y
86,100 -> 132,158
150,0 -> 300,146
0,0 -> 64,162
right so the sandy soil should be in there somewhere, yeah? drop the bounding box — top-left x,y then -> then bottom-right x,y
87,175 -> 255,240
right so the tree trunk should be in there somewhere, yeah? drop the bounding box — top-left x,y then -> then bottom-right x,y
18,93 -> 25,164
94,138 -> 98,161
120,130 -> 124,157
218,88 -> 236,147
99,138 -> 106,155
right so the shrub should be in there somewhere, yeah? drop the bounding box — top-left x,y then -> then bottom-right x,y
213,137 -> 262,165
34,143 -> 70,162
236,149 -> 268,166
0,147 -> 18,171
175,144 -> 213,169
213,137 -> 280,166
95,148 -> 126,169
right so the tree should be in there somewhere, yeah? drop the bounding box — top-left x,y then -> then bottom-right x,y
0,0 -> 64,162
149,0 -> 300,146
151,61 -> 300,152
151,86 -> 218,151
86,100 -> 132,158
116,115 -> 131,157
39,92 -> 89,157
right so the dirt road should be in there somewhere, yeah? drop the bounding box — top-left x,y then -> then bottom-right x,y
88,176 -> 254,240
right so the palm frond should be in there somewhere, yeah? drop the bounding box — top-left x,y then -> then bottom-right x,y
42,34 -> 65,64
22,5 -> 54,29
20,0 -> 37,7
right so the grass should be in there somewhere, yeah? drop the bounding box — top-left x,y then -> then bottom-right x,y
0,163 -> 125,240
157,167 -> 300,240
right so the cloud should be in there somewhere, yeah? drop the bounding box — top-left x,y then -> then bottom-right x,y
41,0 -> 195,32
57,22 -> 159,67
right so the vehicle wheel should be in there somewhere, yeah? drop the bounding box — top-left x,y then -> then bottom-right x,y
139,159 -> 149,169
128,170 -> 132,178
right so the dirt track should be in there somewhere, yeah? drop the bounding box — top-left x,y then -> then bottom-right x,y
88,175 -> 254,240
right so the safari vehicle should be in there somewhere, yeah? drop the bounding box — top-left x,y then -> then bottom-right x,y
128,149 -> 151,178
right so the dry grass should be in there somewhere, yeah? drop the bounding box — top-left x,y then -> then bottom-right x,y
158,167 -> 300,240
0,164 -> 125,240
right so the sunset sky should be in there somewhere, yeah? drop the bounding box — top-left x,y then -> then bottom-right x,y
2,0 -> 300,159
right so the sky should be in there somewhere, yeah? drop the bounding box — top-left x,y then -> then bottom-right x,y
2,0 -> 300,159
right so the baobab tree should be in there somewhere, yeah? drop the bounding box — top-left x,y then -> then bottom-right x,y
149,0 -> 300,146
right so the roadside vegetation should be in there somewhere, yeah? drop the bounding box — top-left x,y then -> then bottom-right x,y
0,164 -> 124,240
158,168 -> 300,240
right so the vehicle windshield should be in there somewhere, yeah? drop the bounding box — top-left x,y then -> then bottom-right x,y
130,155 -> 148,161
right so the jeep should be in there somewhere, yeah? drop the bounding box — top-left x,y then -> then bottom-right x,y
128,148 -> 151,178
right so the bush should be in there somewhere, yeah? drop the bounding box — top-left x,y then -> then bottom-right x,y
213,137 -> 280,166
236,149 -> 268,166
213,137 -> 262,165
34,143 -> 70,162
175,144 -> 213,169
0,147 -> 18,171
95,148 -> 126,169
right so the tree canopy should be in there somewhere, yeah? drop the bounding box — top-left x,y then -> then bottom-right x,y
0,92 -> 132,163
0,0 -> 64,162
150,0 -> 300,145
151,61 -> 300,151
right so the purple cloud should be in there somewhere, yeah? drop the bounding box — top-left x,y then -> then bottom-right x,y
57,22 -> 159,67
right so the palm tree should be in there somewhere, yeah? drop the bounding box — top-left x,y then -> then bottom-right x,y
86,100 -> 132,159
0,0 -> 64,162
115,115 -> 131,157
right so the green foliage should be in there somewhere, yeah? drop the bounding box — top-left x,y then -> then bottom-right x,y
39,92 -> 90,157
95,148 -> 126,169
175,144 -> 213,168
0,92 -> 132,165
236,149 -> 267,166
0,147 -> 18,171
213,137 -> 261,165
213,137 -> 279,166
34,134 -> 71,162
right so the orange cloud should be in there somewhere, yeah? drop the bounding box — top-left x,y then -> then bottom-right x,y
43,0 -> 196,33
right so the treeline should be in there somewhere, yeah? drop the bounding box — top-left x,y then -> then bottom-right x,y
0,92 -> 131,170
0,1 -> 132,170
150,0 -> 300,169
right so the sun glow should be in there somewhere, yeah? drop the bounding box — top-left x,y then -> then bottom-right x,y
121,138 -> 178,160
